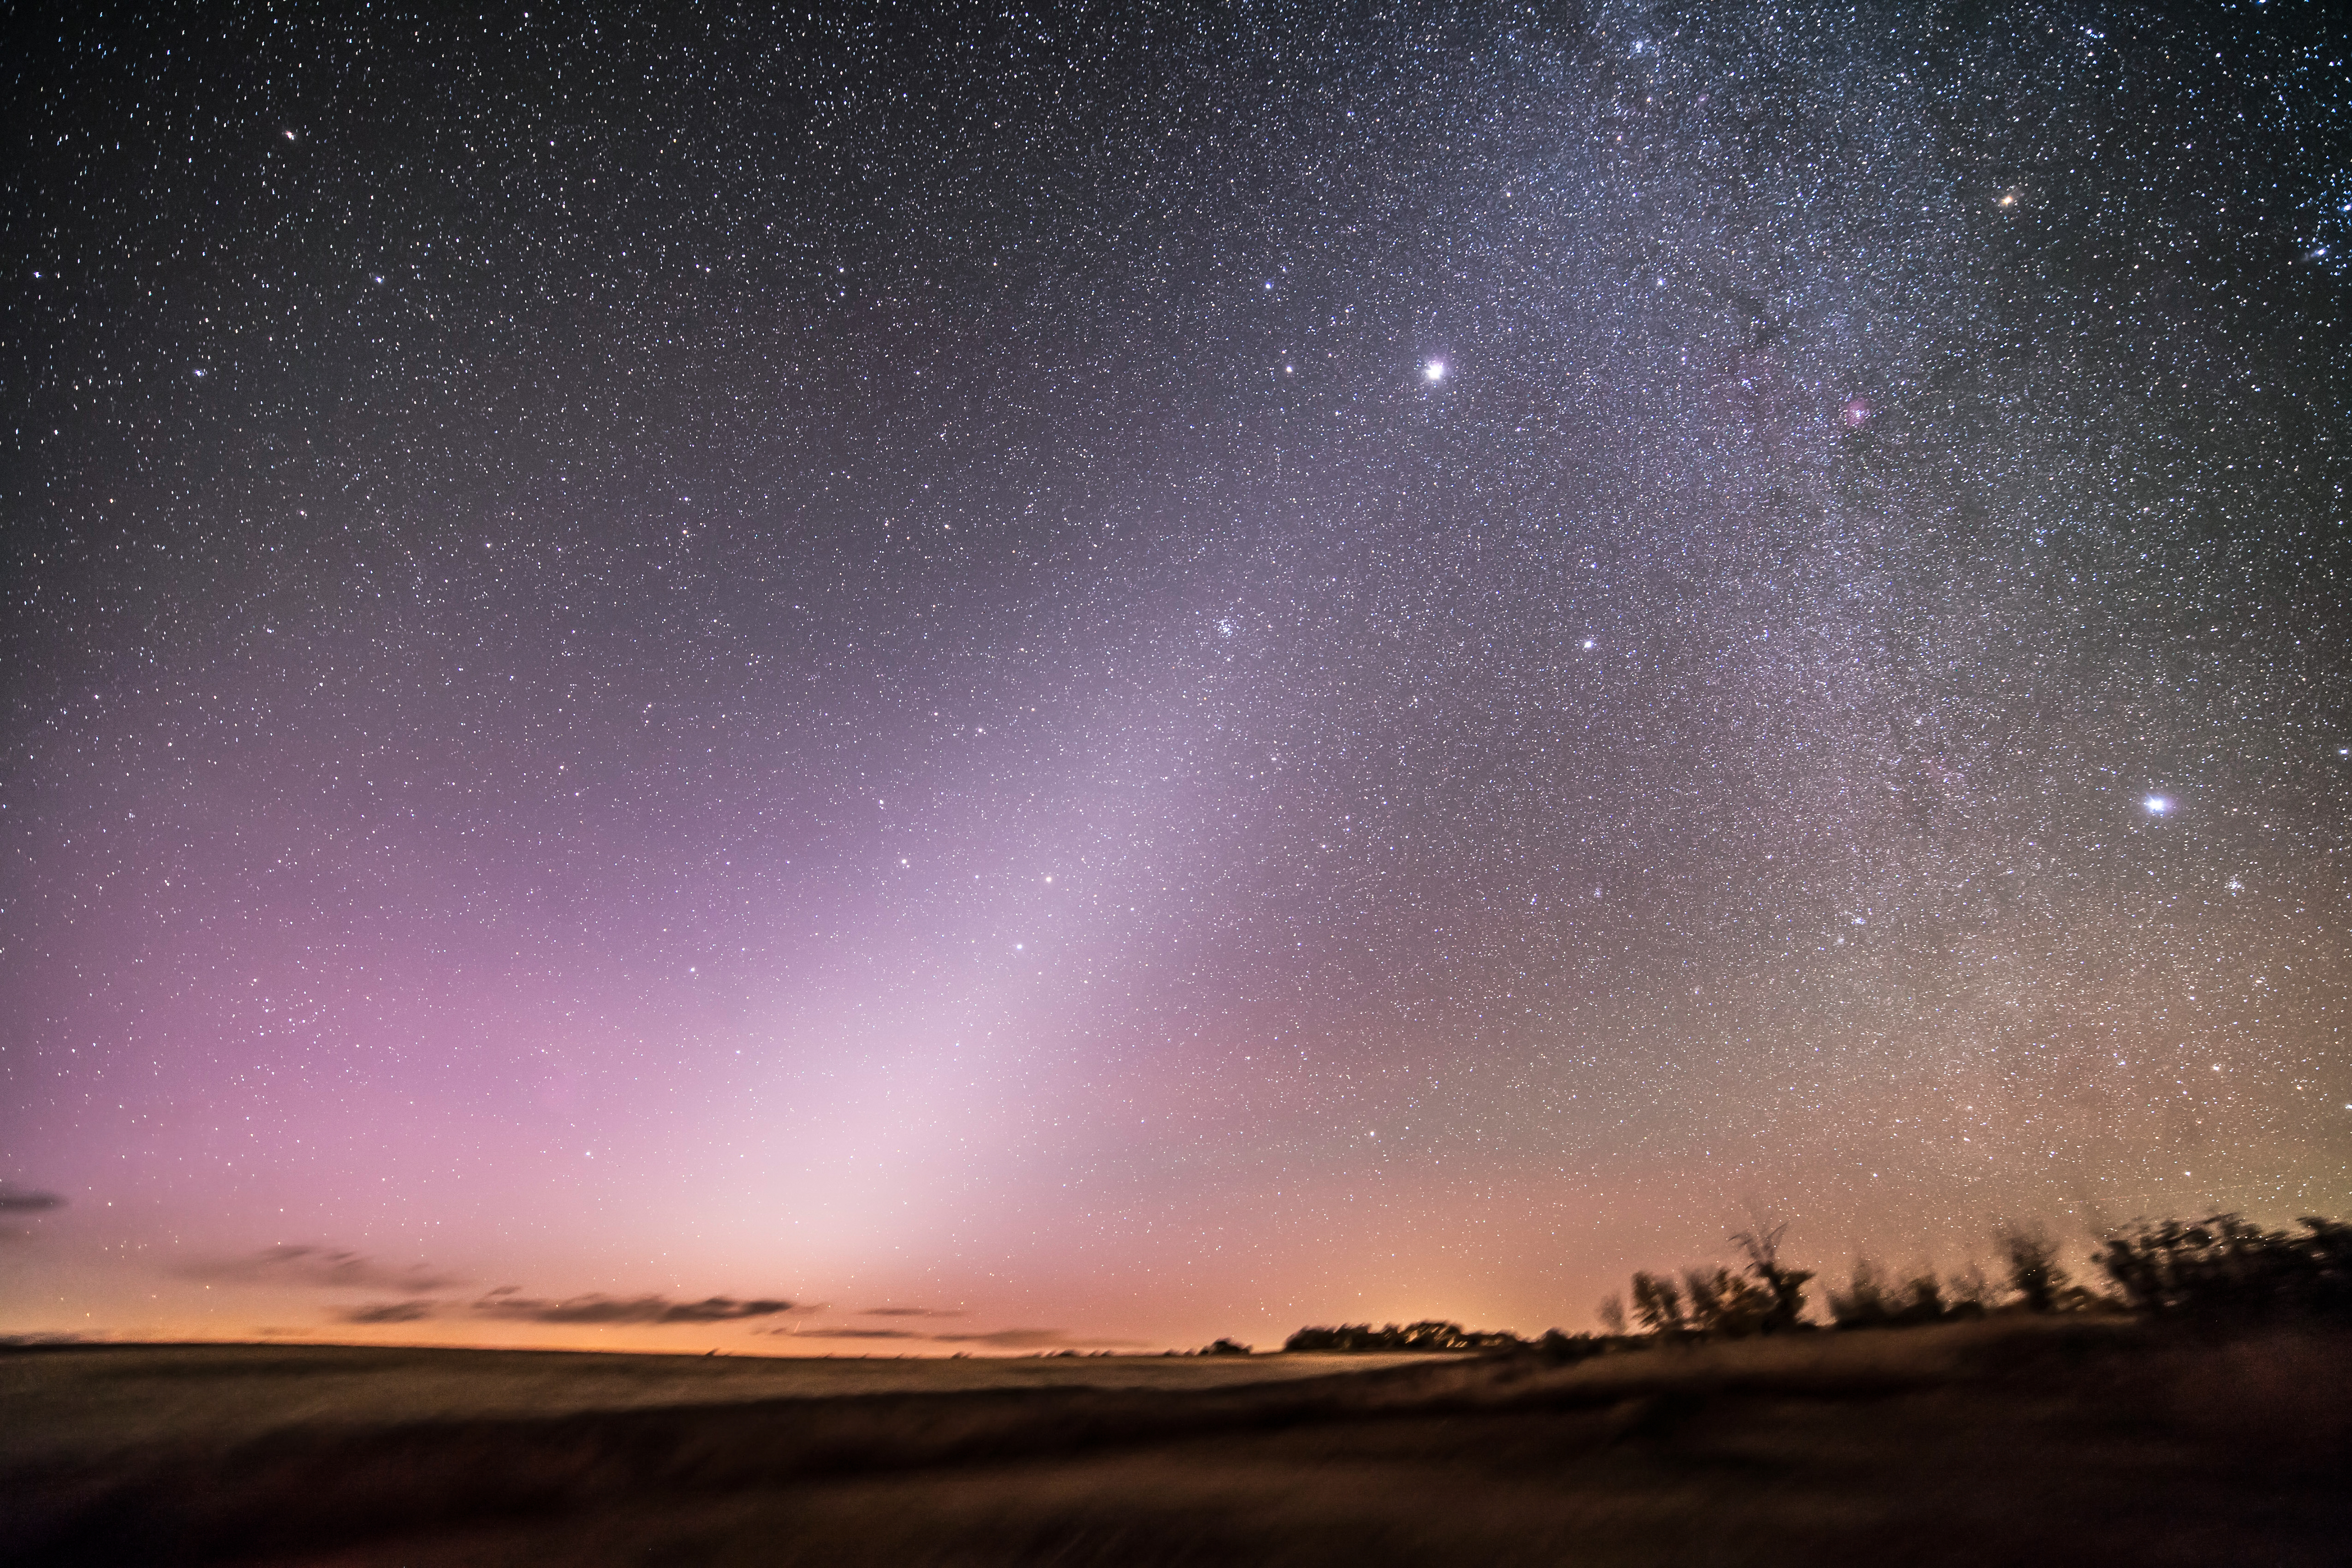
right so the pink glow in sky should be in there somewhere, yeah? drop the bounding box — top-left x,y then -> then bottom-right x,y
7,6 -> 2347,1354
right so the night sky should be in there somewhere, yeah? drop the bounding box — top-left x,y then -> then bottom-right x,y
6,2 -> 2349,1353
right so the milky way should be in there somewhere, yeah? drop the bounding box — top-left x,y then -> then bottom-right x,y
6,3 -> 2348,1349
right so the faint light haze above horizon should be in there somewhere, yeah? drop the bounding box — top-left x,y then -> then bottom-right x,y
5,1 -> 2348,1352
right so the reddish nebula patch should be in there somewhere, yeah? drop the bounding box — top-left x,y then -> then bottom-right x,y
1841,397 -> 1874,428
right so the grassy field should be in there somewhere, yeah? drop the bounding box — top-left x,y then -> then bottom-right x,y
0,1342 -> 1439,1469
5,1321 -> 2346,1566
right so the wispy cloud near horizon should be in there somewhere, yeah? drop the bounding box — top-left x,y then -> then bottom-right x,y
469,1292 -> 796,1325
333,1291 -> 800,1326
174,1245 -> 465,1293
336,1300 -> 438,1324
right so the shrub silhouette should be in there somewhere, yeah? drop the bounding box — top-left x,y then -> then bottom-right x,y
1996,1224 -> 2074,1313
1731,1221 -> 1814,1332
1683,1265 -> 1776,1337
1629,1271 -> 1687,1336
1590,1210 -> 2352,1348
1827,1259 -> 1891,1327
1394,1320 -> 1467,1351
2097,1214 -> 2352,1322
1828,1260 -> 1984,1328
1618,1223 -> 1814,1340
1946,1259 -> 1997,1312
1281,1320 -> 1524,1353
1534,1328 -> 1605,1363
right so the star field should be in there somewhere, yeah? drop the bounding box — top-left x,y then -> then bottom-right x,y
4,1 -> 2348,1348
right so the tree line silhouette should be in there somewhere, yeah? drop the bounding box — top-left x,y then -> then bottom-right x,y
1252,1212 -> 2352,1356
1281,1321 -> 1528,1353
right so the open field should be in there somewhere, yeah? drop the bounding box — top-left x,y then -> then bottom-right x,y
5,1321 -> 2347,1566
0,1342 -> 1441,1470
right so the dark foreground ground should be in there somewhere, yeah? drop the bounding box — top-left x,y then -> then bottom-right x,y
5,1320 -> 2346,1567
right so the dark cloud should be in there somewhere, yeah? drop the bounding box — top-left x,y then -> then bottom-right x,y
0,1187 -> 65,1213
469,1293 -> 795,1325
860,1307 -> 966,1319
338,1300 -> 439,1324
174,1245 -> 465,1292
768,1325 -> 922,1340
316,1288 -> 800,1327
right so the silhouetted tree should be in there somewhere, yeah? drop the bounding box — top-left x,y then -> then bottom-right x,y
2098,1214 -> 2352,1322
1684,1267 -> 1725,1329
1996,1224 -> 2073,1313
1828,1260 -> 1978,1328
1597,1294 -> 1627,1336
1284,1320 -> 1512,1352
1401,1319 -> 1470,1350
1946,1259 -> 1996,1312
1630,1271 -> 1686,1335
1684,1265 -> 1775,1336
1731,1220 -> 1814,1332
1827,1257 -> 1891,1327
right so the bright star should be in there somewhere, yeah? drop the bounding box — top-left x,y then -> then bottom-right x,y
1424,360 -> 1446,382
2144,795 -> 2171,815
